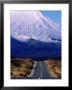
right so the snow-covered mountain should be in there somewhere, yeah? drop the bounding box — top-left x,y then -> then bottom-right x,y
11,11 -> 61,58
10,11 -> 61,42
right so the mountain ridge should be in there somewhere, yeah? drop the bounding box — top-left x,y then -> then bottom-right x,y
11,37 -> 61,58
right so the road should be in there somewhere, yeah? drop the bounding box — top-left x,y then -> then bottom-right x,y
29,61 -> 57,79
13,61 -> 57,79
40,61 -> 54,79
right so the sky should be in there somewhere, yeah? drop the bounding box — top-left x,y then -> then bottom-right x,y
41,11 -> 61,27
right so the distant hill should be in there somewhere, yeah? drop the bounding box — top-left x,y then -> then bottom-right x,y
11,37 -> 61,59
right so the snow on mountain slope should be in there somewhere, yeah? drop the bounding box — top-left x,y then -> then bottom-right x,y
10,11 -> 61,42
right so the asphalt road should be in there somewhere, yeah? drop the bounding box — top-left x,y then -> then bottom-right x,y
40,61 -> 54,79
31,61 -> 57,79
12,61 -> 57,79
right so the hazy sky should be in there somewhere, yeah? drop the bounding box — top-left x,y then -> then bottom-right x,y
41,11 -> 61,26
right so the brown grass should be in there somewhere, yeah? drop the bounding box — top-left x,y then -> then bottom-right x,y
11,58 -> 34,78
47,60 -> 61,78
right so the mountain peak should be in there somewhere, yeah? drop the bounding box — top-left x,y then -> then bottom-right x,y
11,11 -> 61,42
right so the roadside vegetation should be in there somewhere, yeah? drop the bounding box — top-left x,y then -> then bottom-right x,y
11,58 -> 34,78
47,60 -> 61,78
